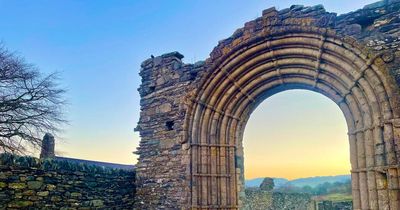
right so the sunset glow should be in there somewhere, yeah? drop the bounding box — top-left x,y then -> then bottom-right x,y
243,90 -> 350,180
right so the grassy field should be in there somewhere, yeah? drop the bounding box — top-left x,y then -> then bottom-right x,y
313,193 -> 352,202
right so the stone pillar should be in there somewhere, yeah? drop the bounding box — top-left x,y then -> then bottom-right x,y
40,133 -> 55,159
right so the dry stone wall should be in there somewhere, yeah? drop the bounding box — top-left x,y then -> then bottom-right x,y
0,153 -> 135,209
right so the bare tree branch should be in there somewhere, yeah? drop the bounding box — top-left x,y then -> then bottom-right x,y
0,45 -> 67,154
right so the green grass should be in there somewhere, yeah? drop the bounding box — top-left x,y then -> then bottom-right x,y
313,193 -> 352,202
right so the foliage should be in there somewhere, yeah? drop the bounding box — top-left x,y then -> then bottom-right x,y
275,180 -> 352,196
318,193 -> 353,202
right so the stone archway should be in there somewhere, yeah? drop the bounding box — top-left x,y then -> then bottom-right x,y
135,3 -> 400,210
184,26 -> 400,209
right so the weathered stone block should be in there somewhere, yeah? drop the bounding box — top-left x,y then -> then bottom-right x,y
91,199 -> 104,207
7,200 -> 33,208
0,182 -> 6,188
37,191 -> 49,196
46,184 -> 56,191
70,192 -> 82,198
157,103 -> 172,113
22,190 -> 35,196
9,182 -> 27,189
27,181 -> 43,190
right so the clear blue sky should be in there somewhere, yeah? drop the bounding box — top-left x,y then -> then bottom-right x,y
0,0 -> 376,171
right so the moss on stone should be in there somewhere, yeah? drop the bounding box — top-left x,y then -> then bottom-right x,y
22,190 -> 35,196
27,181 -> 43,189
8,182 -> 26,189
7,200 -> 33,208
91,199 -> 104,207
70,192 -> 82,198
46,184 -> 56,191
37,191 -> 49,196
0,182 -> 7,188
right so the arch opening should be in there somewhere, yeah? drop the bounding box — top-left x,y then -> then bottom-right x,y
243,89 -> 350,180
242,89 -> 351,208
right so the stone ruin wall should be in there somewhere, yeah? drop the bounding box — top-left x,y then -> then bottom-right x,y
0,153 -> 135,209
134,52 -> 204,208
135,0 -> 400,209
317,200 -> 353,210
243,189 -> 314,210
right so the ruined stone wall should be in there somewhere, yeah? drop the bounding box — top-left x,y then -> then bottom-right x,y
0,153 -> 135,209
243,189 -> 314,210
135,0 -> 400,208
134,52 -> 204,208
271,192 -> 314,210
335,0 -> 400,85
316,200 -> 352,210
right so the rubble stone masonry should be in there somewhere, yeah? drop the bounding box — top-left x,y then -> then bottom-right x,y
0,154 -> 135,209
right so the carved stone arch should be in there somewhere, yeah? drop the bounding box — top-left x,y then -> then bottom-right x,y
184,26 -> 400,209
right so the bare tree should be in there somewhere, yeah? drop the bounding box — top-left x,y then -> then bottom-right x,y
0,45 -> 66,154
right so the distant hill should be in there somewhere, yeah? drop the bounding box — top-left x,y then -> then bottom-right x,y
287,175 -> 350,187
245,175 -> 350,188
245,177 -> 288,188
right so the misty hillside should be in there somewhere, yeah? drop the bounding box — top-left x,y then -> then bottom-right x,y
245,175 -> 350,188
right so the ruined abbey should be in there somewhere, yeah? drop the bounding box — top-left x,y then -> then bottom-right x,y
135,1 -> 400,209
1,1 -> 400,209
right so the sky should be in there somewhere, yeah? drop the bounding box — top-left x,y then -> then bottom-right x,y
243,90 -> 348,180
0,0 -> 376,179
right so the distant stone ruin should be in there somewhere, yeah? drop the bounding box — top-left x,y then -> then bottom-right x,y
260,178 -> 275,192
243,188 -> 313,210
39,133 -> 55,159
135,0 -> 400,209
